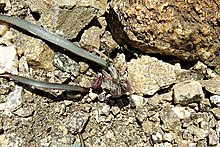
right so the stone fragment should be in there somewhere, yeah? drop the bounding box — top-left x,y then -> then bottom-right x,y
13,107 -> 34,117
110,106 -> 120,116
98,105 -> 110,116
173,81 -> 204,105
0,45 -> 18,74
88,92 -> 99,101
100,31 -> 119,53
127,55 -> 179,95
0,21 -> 9,36
163,133 -> 173,142
95,105 -> 111,123
142,120 -> 155,136
0,134 -> 23,147
4,86 -> 22,116
151,132 -> 162,143
172,106 -> 190,119
66,111 -> 89,134
0,29 -> 14,46
199,98 -> 211,112
80,26 -> 102,51
26,0 -> 108,39
160,104 -> 181,132
185,125 -> 208,142
15,34 -> 54,71
77,74 -> 91,88
210,95 -> 220,105
0,118 -> 2,133
53,52 -> 80,77
79,62 -> 89,73
98,17 -> 107,33
129,94 -> 145,107
108,1 -> 220,73
135,108 -> 148,123
208,128 -> 218,145
200,77 -> 220,95
211,108 -> 220,120
159,91 -> 173,102
0,0 -> 11,11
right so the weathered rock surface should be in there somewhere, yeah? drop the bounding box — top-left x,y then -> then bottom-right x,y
0,45 -> 18,74
26,0 -> 109,39
79,26 -> 102,51
127,55 -> 180,95
1,0 -> 220,147
108,0 -> 220,74
15,33 -> 54,71
173,80 -> 204,105
200,77 -> 220,95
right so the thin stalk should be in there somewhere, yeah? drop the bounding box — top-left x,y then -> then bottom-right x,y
0,74 -> 88,92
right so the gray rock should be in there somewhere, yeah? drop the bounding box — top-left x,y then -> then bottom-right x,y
151,132 -> 162,143
200,77 -> 220,95
53,52 -> 80,77
162,133 -> 173,142
4,85 -> 22,116
159,91 -> 173,102
88,92 -> 99,101
26,0 -> 108,39
0,45 -> 18,74
211,108 -> 220,120
210,95 -> 220,105
66,111 -> 89,134
127,55 -> 180,95
172,106 -> 190,119
129,94 -> 146,107
186,125 -> 208,142
98,105 -> 110,116
110,106 -> 120,116
142,120 -> 160,136
160,104 -> 181,132
13,107 -> 34,117
173,80 -> 204,105
135,108 -> 148,123
208,128 -> 218,145
199,98 -> 211,112
95,105 -> 111,123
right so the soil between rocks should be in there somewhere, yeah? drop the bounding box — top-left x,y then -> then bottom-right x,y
0,0 -> 220,147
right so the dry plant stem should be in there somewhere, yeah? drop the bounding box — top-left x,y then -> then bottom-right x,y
0,74 -> 88,92
78,133 -> 85,147
0,14 -> 107,67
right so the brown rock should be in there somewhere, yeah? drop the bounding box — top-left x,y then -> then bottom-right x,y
107,0 -> 220,74
15,33 -> 54,71
200,77 -> 220,95
208,128 -> 218,145
211,108 -> 220,120
160,104 -> 181,132
173,80 -> 204,105
127,55 -> 179,95
80,26 -> 102,51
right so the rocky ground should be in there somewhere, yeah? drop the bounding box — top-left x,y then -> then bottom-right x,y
0,0 -> 220,146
